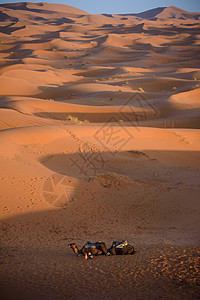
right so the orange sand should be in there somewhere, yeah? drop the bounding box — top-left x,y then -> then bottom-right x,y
0,2 -> 200,299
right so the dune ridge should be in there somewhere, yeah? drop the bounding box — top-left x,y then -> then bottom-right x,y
0,2 -> 200,299
121,6 -> 200,20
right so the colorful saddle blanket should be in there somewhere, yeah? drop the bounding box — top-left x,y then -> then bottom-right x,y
85,241 -> 99,249
112,240 -> 128,248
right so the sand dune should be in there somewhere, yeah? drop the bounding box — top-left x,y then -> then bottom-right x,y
0,2 -> 200,299
122,6 -> 200,20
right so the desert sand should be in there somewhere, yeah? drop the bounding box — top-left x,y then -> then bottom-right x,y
0,2 -> 200,299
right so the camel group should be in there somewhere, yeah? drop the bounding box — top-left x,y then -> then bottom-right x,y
68,240 -> 136,259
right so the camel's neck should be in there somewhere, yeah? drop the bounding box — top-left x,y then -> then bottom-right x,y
72,246 -> 80,255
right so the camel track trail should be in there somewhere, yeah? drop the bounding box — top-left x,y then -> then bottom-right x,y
0,2 -> 200,299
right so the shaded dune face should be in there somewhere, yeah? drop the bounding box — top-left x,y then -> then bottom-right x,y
0,2 -> 200,300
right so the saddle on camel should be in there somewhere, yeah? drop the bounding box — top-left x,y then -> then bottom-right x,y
108,240 -> 136,255
68,241 -> 109,260
68,240 -> 136,259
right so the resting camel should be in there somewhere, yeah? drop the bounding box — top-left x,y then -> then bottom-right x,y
68,241 -> 109,259
108,240 -> 136,255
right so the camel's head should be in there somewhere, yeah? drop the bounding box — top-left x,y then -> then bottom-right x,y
68,243 -> 79,255
68,243 -> 77,249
